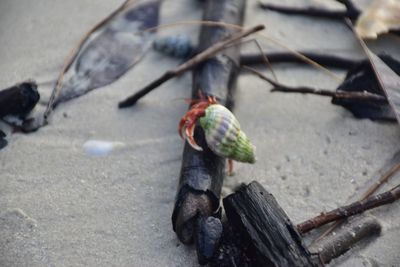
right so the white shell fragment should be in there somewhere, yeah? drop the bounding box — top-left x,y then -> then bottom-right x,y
355,0 -> 400,39
83,140 -> 125,156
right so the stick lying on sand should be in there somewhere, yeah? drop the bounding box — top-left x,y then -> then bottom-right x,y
118,24 -> 264,108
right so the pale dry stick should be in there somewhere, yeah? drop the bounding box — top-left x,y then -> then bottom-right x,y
243,65 -> 386,103
44,0 -> 138,121
118,24 -> 265,108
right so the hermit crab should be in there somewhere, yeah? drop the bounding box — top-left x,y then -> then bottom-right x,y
179,95 -> 256,174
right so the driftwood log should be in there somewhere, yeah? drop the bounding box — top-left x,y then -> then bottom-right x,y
171,0 -> 245,265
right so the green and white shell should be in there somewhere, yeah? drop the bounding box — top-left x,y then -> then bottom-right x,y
199,104 -> 256,163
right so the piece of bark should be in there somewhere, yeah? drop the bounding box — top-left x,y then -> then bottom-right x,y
171,0 -> 245,264
223,181 -> 318,267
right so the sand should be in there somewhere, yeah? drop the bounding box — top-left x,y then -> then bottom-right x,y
0,0 -> 399,266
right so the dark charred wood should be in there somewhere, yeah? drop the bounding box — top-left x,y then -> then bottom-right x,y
332,54 -> 400,121
223,181 -> 318,267
240,51 -> 359,69
171,0 -> 244,265
210,222 -> 254,267
0,81 -> 39,118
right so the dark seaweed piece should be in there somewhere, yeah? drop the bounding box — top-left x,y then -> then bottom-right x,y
0,81 -> 39,118
0,130 -> 7,150
223,181 -> 318,267
171,0 -> 244,265
46,0 -> 161,111
332,54 -> 400,121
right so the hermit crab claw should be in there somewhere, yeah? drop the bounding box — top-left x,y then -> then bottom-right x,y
184,122 -> 203,151
178,97 -> 213,151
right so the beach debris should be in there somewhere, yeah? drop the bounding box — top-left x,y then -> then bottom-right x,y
367,52 -> 400,124
246,53 -> 400,122
332,54 -> 400,121
355,0 -> 400,39
213,181 -> 383,266
240,51 -> 359,69
171,0 -> 245,265
0,81 -> 40,119
222,181 -> 317,267
313,150 -> 400,245
153,35 -> 194,58
83,140 -> 125,156
0,81 -> 40,137
309,216 -> 381,264
179,95 -> 255,174
43,0 -> 162,124
297,183 -> 400,234
118,24 -> 264,108
0,130 -> 7,150
259,0 -> 360,21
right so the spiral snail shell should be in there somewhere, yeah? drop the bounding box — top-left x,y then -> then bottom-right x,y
179,97 -> 255,164
200,104 -> 255,163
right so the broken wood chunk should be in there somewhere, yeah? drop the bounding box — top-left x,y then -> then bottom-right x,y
223,181 -> 318,267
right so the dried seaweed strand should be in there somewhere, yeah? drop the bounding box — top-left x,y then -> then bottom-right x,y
297,184 -> 400,234
118,24 -> 265,108
44,0 -> 138,121
243,65 -> 386,103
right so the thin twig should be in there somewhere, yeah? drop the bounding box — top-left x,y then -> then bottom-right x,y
240,51 -> 359,69
118,24 -> 265,108
297,184 -> 400,234
243,65 -> 387,103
